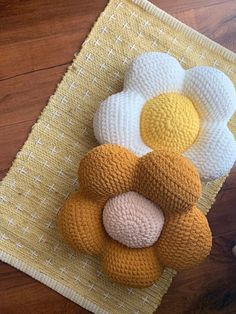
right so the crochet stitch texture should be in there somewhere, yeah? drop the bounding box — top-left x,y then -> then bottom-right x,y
58,144 -> 212,288
141,93 -> 200,152
93,52 -> 236,181
103,191 -> 165,248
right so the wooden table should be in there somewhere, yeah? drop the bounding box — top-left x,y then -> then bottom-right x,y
1,1 -> 236,313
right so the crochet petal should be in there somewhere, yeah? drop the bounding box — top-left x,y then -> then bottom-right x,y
102,239 -> 162,288
124,52 -> 185,99
184,123 -> 236,181
57,191 -> 107,255
156,206 -> 212,271
79,144 -> 138,197
136,150 -> 201,213
93,90 -> 150,156
183,66 -> 236,121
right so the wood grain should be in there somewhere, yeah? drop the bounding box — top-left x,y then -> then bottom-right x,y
0,0 -> 236,313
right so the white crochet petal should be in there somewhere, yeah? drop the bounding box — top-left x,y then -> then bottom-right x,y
184,123 -> 236,181
93,90 -> 151,156
183,66 -> 236,121
124,52 -> 185,99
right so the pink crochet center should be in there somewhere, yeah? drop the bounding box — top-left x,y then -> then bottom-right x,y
102,191 -> 165,248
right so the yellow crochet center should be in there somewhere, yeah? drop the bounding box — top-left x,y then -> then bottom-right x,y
140,93 -> 200,152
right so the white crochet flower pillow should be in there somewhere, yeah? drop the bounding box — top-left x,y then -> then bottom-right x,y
93,52 -> 236,181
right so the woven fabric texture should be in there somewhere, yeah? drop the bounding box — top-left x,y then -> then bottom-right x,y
1,0 -> 236,312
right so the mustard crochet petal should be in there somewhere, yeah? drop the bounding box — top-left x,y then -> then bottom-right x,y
79,144 -> 138,197
57,191 -> 107,255
136,150 -> 201,213
156,206 -> 212,270
102,239 -> 162,288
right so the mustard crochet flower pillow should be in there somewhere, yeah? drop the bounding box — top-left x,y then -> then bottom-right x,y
58,144 -> 212,288
93,52 -> 236,181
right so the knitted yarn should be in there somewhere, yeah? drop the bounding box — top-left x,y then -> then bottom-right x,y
79,144 -> 138,197
124,52 -> 184,98
137,149 -> 201,213
103,191 -> 164,248
140,93 -> 200,152
79,144 -> 201,214
156,206 -> 212,270
58,191 -> 107,254
102,239 -> 163,288
93,52 -> 236,181
58,144 -> 212,288
93,90 -> 150,157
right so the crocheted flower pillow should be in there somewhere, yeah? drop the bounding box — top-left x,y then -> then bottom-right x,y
58,144 -> 212,288
93,52 -> 236,181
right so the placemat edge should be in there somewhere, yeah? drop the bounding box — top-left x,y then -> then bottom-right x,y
0,1 -> 115,313
132,0 -> 236,62
1,0 -> 235,313
0,250 -> 108,314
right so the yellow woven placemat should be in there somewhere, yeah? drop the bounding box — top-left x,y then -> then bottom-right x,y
1,0 -> 236,313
